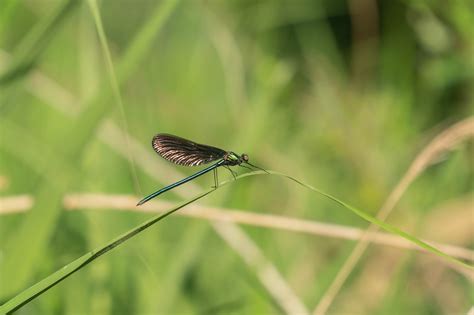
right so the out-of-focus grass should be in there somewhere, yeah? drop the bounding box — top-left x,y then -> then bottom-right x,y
3,169 -> 470,313
1,0 -> 473,314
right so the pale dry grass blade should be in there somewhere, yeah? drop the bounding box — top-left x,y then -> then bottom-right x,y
313,117 -> 474,315
0,50 -> 306,312
418,257 -> 471,314
0,196 -> 33,214
203,8 -> 247,120
86,0 -> 142,195
105,129 -> 311,313
213,222 -> 310,315
422,197 -> 474,245
2,194 -> 472,264
335,248 -> 404,314
328,195 -> 474,313
0,50 -> 80,114
98,121 -> 198,197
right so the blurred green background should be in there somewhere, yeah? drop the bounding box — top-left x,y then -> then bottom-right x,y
0,0 -> 473,314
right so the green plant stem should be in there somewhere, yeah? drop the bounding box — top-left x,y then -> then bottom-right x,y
0,0 -> 180,299
1,170 -> 470,313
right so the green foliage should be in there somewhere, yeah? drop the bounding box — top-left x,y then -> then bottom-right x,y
1,171 -> 470,313
1,0 -> 472,314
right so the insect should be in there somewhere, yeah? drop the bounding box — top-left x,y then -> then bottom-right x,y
137,133 -> 265,206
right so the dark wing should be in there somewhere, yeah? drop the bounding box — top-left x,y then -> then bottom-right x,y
152,134 -> 226,166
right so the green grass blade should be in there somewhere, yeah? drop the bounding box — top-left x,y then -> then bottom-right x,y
0,190 -> 213,314
0,0 -> 180,298
259,170 -> 473,270
1,169 -> 470,313
86,0 -> 142,193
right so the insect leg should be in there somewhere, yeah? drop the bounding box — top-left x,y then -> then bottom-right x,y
245,162 -> 269,173
213,167 -> 219,188
224,165 -> 237,180
238,164 -> 253,171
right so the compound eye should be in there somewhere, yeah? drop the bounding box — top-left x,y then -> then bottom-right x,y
242,154 -> 249,162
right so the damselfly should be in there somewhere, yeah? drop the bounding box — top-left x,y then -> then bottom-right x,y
137,134 -> 265,206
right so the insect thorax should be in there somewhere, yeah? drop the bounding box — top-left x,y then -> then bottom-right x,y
224,152 -> 242,166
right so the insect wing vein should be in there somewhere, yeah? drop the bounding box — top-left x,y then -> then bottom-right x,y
152,134 -> 226,166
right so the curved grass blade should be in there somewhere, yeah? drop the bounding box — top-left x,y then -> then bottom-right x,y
255,170 -> 473,270
0,0 -> 181,298
1,170 -> 470,313
0,189 -> 214,314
